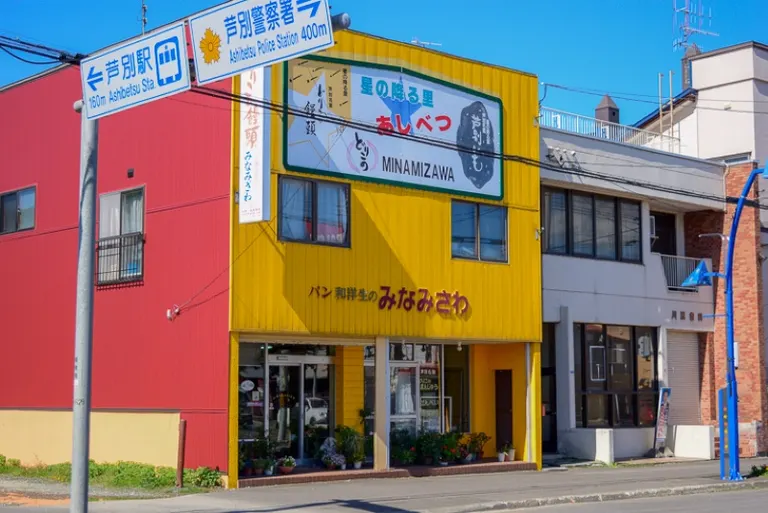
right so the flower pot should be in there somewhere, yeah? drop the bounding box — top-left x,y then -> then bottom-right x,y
279,466 -> 294,475
264,468 -> 274,476
477,451 -> 484,460
439,460 -> 448,467
326,464 -> 336,470
462,455 -> 473,464
507,449 -> 515,461
243,467 -> 253,477
353,461 -> 363,470
497,452 -> 506,462
340,463 -> 347,470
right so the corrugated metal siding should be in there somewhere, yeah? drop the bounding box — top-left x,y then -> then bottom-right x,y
0,67 -> 231,469
181,411 -> 228,470
231,31 -> 542,342
666,330 -> 702,425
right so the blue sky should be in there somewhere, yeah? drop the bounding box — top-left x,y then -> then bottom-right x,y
2,0 -> 767,124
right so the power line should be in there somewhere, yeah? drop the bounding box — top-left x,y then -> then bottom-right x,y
191,85 -> 760,211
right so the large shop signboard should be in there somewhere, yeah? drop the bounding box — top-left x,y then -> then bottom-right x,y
284,57 -> 504,199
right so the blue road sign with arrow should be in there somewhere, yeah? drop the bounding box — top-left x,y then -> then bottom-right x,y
682,260 -> 713,288
79,22 -> 190,121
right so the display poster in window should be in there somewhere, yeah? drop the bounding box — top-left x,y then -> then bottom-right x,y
284,57 -> 503,199
420,366 -> 440,432
239,67 -> 271,224
653,387 -> 671,455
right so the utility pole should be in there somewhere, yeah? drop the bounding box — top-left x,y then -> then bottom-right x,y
70,100 -> 99,513
140,1 -> 148,35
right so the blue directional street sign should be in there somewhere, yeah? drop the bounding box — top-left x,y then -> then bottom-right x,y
79,22 -> 191,121
682,260 -> 713,288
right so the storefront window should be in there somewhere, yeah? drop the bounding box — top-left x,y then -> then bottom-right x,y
574,324 -> 658,428
238,344 -> 266,442
364,343 -> 444,436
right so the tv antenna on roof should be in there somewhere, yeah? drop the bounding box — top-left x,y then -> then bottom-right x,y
411,37 -> 442,49
673,0 -> 718,51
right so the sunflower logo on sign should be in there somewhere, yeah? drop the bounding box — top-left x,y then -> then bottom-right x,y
199,28 -> 221,64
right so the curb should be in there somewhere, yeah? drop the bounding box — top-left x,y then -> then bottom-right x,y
438,479 -> 768,512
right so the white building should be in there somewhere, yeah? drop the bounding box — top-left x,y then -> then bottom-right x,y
538,98 -> 727,463
634,41 -> 768,378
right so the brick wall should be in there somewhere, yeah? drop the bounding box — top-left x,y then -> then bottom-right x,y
684,162 -> 768,456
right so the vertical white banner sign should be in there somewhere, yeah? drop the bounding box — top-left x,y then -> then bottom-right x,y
239,67 -> 271,223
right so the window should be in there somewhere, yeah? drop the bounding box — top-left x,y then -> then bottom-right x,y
574,323 -> 658,428
542,189 -> 567,254
97,188 -> 145,284
277,176 -> 350,247
451,200 -> 507,262
0,187 -> 35,234
542,187 -> 642,263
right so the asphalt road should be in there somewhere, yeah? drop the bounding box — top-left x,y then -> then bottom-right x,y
526,488 -> 768,512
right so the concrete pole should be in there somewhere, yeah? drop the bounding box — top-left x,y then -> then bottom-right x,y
70,100 -> 98,513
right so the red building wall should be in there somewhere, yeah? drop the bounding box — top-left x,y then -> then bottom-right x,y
0,66 -> 232,470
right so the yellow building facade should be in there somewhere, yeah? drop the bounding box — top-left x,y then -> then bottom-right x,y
228,30 -> 542,486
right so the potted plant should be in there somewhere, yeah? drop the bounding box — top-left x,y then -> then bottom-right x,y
457,444 -> 472,464
252,458 -> 266,476
500,442 -> 514,462
506,443 -> 516,462
323,452 -> 345,470
416,432 -> 441,465
469,432 -> 491,460
439,433 -> 459,466
352,444 -> 365,469
278,455 -> 296,474
264,459 -> 275,476
497,444 -> 507,462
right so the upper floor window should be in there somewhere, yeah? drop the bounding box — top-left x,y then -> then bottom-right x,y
451,200 -> 507,262
0,187 -> 36,234
97,188 -> 145,285
277,176 -> 350,247
542,187 -> 641,263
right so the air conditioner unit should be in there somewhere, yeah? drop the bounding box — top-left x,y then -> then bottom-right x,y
551,114 -> 561,129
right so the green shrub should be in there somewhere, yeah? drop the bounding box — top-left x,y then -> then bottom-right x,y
47,463 -> 72,482
190,467 -> 220,488
7,459 -> 21,468
0,455 -> 6,467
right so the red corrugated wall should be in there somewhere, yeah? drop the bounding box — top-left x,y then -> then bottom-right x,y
0,66 -> 231,470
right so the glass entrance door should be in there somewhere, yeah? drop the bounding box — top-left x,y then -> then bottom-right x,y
268,364 -> 301,459
303,363 -> 331,460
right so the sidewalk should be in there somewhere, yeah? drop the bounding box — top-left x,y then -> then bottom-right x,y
4,458 -> 768,513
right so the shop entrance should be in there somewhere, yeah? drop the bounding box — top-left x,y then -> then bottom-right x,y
238,344 -> 335,465
267,355 -> 334,462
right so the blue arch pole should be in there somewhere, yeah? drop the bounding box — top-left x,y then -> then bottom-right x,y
722,165 -> 766,481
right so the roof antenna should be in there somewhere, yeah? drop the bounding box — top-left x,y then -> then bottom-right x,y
139,0 -> 148,35
673,0 -> 718,51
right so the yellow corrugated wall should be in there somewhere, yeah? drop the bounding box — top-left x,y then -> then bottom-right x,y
230,30 -> 541,343
335,347 -> 365,433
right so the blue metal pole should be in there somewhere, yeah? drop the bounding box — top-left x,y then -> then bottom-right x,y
723,166 -> 762,481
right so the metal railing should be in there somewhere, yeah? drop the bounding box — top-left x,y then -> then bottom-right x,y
539,107 -> 683,154
96,232 -> 144,285
660,254 -> 700,291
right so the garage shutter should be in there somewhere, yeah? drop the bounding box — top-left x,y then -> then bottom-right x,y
666,330 -> 702,425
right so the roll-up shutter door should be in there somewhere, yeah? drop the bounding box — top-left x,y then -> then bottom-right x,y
666,330 -> 701,425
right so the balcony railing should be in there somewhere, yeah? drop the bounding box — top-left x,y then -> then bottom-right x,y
539,107 -> 683,154
660,254 -> 700,292
96,232 -> 144,285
